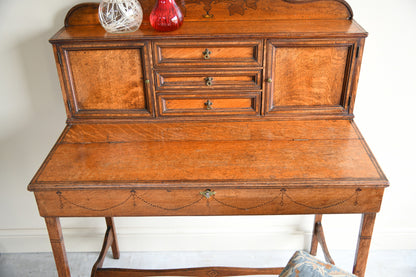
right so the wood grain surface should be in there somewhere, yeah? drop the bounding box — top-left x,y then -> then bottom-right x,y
94,266 -> 283,277
67,48 -> 145,110
153,40 -> 263,68
272,46 -> 349,106
29,120 -> 387,190
154,69 -> 261,91
158,94 -> 260,116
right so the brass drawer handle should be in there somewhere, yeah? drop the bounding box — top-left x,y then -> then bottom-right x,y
205,77 -> 213,86
203,48 -> 211,59
204,99 -> 213,110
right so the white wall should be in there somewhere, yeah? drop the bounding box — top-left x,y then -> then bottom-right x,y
0,0 -> 415,254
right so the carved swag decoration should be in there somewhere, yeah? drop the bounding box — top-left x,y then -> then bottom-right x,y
55,188 -> 362,212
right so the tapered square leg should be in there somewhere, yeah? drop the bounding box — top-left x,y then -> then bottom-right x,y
45,217 -> 71,277
353,213 -> 376,277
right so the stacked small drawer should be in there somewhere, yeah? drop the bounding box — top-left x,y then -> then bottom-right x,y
152,40 -> 263,117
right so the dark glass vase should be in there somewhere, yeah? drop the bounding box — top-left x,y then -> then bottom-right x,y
149,0 -> 184,32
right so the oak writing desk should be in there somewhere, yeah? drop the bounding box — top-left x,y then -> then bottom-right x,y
28,1 -> 388,276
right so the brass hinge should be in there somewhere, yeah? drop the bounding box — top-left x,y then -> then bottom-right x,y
347,95 -> 352,110
66,99 -> 72,113
57,51 -> 63,65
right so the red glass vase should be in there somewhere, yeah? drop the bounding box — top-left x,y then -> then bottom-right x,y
149,0 -> 184,32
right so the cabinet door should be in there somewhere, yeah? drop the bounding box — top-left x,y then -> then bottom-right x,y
58,42 -> 154,119
265,39 -> 360,117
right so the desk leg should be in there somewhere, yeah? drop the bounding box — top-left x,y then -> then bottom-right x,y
45,217 -> 71,277
353,213 -> 376,277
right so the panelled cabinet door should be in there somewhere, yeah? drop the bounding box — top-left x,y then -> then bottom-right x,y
58,42 -> 154,119
265,39 -> 360,117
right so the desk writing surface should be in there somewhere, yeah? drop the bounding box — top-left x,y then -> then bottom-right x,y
29,120 -> 387,191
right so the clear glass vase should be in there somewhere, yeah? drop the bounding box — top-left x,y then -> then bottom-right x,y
99,0 -> 143,33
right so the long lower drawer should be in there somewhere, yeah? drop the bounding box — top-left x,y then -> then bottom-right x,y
34,186 -> 384,217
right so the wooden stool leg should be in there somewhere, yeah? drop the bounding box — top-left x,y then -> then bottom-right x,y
45,217 -> 71,277
310,214 -> 335,265
91,218 -> 119,277
353,213 -> 376,277
105,217 -> 120,259
310,214 -> 322,256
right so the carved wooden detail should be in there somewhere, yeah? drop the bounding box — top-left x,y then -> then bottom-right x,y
185,0 -> 259,17
64,0 -> 354,27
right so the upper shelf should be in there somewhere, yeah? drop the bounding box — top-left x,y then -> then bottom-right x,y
51,20 -> 366,42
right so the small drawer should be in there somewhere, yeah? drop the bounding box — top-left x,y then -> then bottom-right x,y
155,70 -> 262,91
158,93 -> 260,116
153,40 -> 263,67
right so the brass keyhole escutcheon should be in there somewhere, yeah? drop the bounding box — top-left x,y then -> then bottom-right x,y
203,48 -> 212,59
205,77 -> 213,86
204,99 -> 213,110
200,189 -> 216,199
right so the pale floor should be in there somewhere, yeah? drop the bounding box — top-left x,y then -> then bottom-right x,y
1,250 -> 415,277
